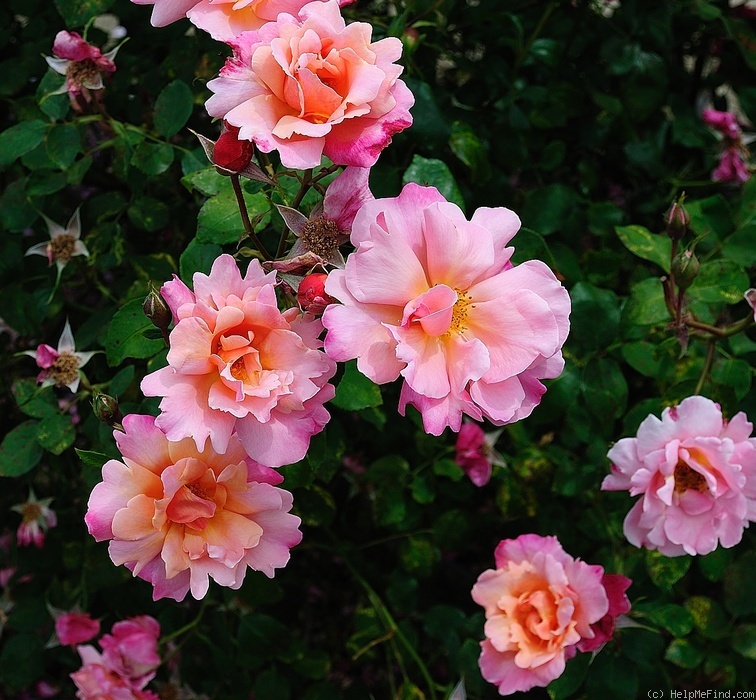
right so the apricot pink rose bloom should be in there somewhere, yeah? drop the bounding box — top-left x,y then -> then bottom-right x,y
602,395 -> 756,556
322,183 -> 570,436
85,414 -> 303,601
131,0 -> 353,40
471,535 -> 609,696
99,616 -> 161,689
140,254 -> 336,467
205,0 -> 414,169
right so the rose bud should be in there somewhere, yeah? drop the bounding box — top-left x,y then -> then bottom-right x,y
297,273 -> 333,315
214,123 -> 255,173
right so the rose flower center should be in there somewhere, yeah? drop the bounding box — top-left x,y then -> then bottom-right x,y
674,461 -> 708,495
49,234 -> 77,264
301,216 -> 341,259
50,351 -> 80,387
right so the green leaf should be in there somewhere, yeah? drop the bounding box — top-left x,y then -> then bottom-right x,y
36,71 -> 69,121
449,121 -> 490,183
180,238 -> 223,282
182,167 -> 226,197
402,155 -> 465,210
0,633 -> 44,692
522,184 -> 578,236
105,298 -> 166,366
13,379 -> 59,419
46,124 -> 81,169
615,225 -> 671,273
685,596 -> 730,641
54,0 -> 115,25
732,625 -> 756,660
75,449 -> 111,469
331,360 -> 383,411
665,639 -> 704,669
688,260 -> 750,305
698,547 -> 733,582
109,365 -> 135,397
581,357 -> 628,421
0,121 -> 48,169
724,551 -> 756,615
621,341 -> 661,378
636,602 -> 694,637
723,225 -> 756,267
548,652 -> 590,700
711,359 -> 752,401
569,282 -> 621,351
153,80 -> 194,138
646,550 -> 691,591
197,189 -> 270,245
36,414 -> 76,455
625,277 -> 668,326
130,142 -> 175,176
0,421 -> 43,477
128,197 -> 170,232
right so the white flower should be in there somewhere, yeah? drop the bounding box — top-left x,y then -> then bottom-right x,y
25,208 -> 89,272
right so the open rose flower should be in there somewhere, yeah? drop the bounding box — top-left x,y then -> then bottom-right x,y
577,573 -> 632,653
602,395 -> 756,556
471,535 -> 609,695
99,616 -> 161,688
322,183 -> 570,435
85,414 -> 303,601
205,0 -> 414,169
141,255 -> 335,467
131,0 -> 353,40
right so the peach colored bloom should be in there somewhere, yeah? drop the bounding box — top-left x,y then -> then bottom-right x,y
602,395 -> 756,556
85,414 -> 302,601
56,612 -> 101,647
205,0 -> 414,169
132,0 -> 353,39
141,254 -> 335,467
11,490 -> 57,548
471,535 -> 609,696
322,183 -> 570,436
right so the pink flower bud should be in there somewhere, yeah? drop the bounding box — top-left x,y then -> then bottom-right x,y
55,612 -> 100,647
297,273 -> 333,314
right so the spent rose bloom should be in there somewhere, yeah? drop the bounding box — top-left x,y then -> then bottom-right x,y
602,395 -> 756,556
712,145 -> 751,184
322,183 -> 570,436
275,166 -> 373,272
56,612 -> 101,647
99,616 -> 161,689
140,254 -> 336,467
576,573 -> 632,653
11,490 -> 57,548
23,319 -> 95,393
454,422 -> 504,487
45,31 -> 119,106
205,0 -> 414,169
702,109 -> 751,184
471,535 -> 609,696
85,414 -> 303,601
25,208 -> 89,271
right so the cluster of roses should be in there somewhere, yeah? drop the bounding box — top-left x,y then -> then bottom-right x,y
30,0 -> 756,697
62,614 -> 161,700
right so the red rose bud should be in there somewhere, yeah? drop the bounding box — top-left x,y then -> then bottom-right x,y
214,124 -> 254,173
297,273 -> 333,315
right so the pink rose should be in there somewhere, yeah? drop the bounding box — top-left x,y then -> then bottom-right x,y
322,183 -> 570,436
471,535 -> 609,696
711,145 -> 751,184
71,646 -> 159,700
577,573 -> 632,652
56,612 -> 101,647
702,108 -> 742,140
131,0 -> 354,40
205,0 -> 414,169
85,414 -> 302,601
99,616 -> 161,689
141,254 -> 336,467
602,395 -> 756,556
11,490 -> 57,548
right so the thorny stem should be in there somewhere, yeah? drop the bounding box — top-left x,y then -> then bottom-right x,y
230,174 -> 272,260
694,338 -> 717,396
